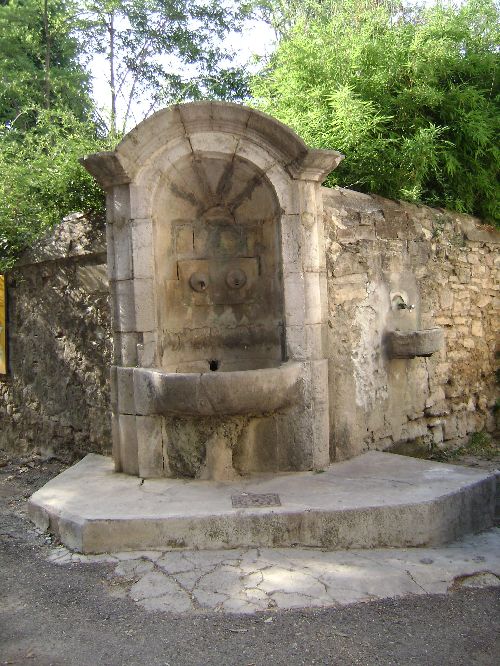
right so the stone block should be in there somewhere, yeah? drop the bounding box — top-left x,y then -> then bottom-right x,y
276,409 -> 314,471
189,130 -> 239,157
462,220 -> 500,243
235,136 -> 277,173
233,417 -> 279,474
136,415 -> 165,478
425,388 -> 446,409
265,163 -> 298,214
116,106 -> 184,171
111,411 -> 121,471
301,220 -> 325,272
332,253 -> 367,278
111,221 -> 133,280
108,185 -> 131,225
113,331 -> 138,367
332,273 -> 368,304
137,331 -> 156,368
118,414 -> 139,476
471,320 -> 483,337
105,224 -> 117,280
133,279 -> 156,332
400,421 -> 429,441
131,219 -> 154,279
439,289 -> 454,310
129,182 -> 153,220
336,225 -> 376,243
117,367 -> 135,415
285,323 -> 325,361
332,187 -> 382,214
283,271 -> 306,326
110,366 -> 118,411
112,280 -> 136,332
375,209 -> 408,239
281,214 -> 302,273
304,271 -> 324,325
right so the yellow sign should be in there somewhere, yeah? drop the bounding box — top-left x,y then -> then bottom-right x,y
0,275 -> 5,374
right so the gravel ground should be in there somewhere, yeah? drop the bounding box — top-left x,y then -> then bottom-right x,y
1,454 -> 499,666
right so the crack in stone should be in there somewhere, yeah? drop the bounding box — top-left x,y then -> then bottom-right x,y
405,569 -> 429,593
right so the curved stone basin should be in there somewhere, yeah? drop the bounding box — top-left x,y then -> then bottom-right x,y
386,327 -> 444,359
131,362 -> 302,416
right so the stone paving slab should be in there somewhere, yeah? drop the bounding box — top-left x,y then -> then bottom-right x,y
29,451 -> 496,552
46,528 -> 500,614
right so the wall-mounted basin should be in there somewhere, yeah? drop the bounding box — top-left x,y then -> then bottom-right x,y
386,328 -> 444,359
131,362 -> 302,417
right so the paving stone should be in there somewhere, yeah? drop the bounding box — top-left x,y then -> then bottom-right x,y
129,571 -> 177,600
156,552 -> 199,574
259,568 -> 326,598
243,587 -> 269,603
221,597 -> 261,614
173,570 -> 206,591
196,565 -> 243,595
114,559 -> 155,580
138,591 -> 193,613
192,588 -> 228,609
60,526 -> 500,615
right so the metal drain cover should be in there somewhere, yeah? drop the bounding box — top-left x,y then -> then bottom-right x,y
231,492 -> 281,508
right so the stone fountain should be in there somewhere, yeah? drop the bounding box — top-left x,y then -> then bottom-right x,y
82,102 -> 343,481
28,103 -> 496,553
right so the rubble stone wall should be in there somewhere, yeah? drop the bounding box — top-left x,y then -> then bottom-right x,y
1,191 -> 498,463
0,215 -> 112,460
323,187 -> 500,460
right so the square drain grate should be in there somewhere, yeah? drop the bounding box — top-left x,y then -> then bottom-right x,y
231,492 -> 281,508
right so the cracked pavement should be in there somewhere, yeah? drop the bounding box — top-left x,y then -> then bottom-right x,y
47,527 -> 500,614
2,455 -> 500,665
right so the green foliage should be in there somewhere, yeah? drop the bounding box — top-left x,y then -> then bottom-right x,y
430,430 -> 499,462
0,1 -> 104,270
80,0 -> 250,133
0,0 -> 93,128
0,109 -> 109,271
251,0 -> 500,224
0,1 -> 253,269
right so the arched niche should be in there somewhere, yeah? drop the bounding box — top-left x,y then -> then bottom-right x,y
152,151 -> 284,372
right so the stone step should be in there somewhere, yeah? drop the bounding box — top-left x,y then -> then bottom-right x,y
28,451 -> 497,554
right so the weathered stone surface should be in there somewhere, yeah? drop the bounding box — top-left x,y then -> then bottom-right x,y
2,107 -> 499,469
28,452 -> 496,553
386,328 -> 444,359
47,527 -> 500,615
324,185 -> 500,459
0,216 -> 112,459
83,102 -> 336,479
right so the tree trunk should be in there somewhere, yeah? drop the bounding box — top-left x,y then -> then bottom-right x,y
43,0 -> 50,109
109,10 -> 116,135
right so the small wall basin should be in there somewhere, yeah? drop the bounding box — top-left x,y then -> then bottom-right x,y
131,362 -> 302,416
385,328 -> 444,359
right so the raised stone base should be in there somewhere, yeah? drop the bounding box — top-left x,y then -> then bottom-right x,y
28,452 -> 497,554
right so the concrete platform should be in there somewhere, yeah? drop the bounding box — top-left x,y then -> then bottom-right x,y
28,452 -> 497,554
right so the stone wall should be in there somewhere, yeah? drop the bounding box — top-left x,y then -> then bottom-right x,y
323,187 -> 499,460
0,214 -> 112,460
1,190 -> 498,464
